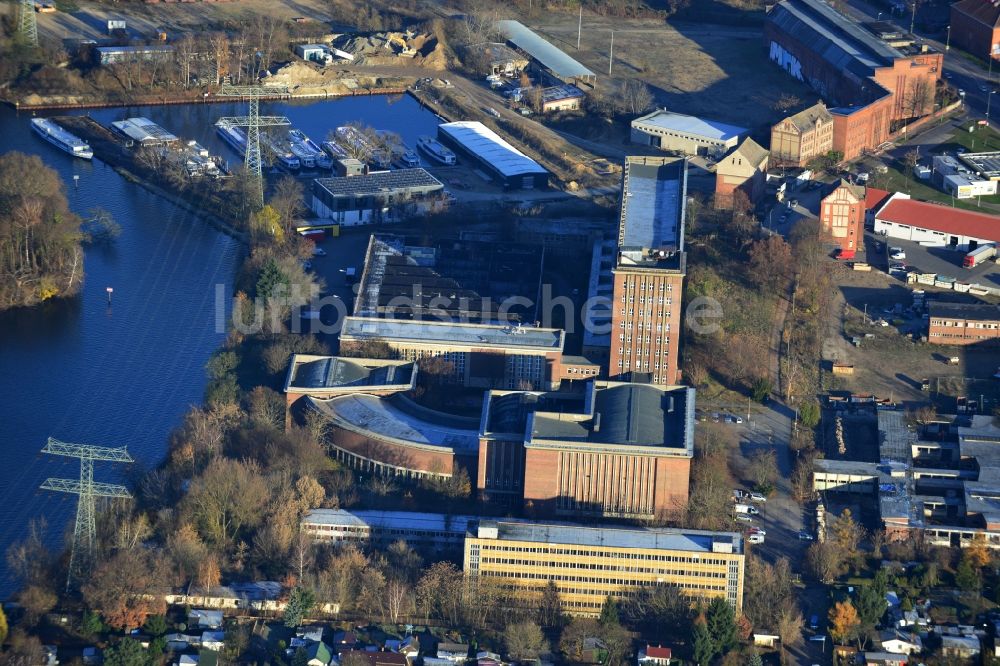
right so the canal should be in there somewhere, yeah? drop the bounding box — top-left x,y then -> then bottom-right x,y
0,93 -> 443,597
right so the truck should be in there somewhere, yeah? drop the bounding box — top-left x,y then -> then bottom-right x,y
963,244 -> 996,268
734,503 -> 760,516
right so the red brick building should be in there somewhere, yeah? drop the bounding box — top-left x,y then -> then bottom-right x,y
521,382 -> 694,518
609,156 -> 687,385
714,137 -> 769,210
951,0 -> 1000,61
819,180 -> 866,258
766,0 -> 942,160
928,302 -> 1000,345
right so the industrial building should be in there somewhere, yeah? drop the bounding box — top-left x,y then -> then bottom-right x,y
630,110 -> 746,158
769,102 -> 834,167
928,302 -> 1000,345
816,411 -> 1000,550
539,84 -> 585,113
436,121 -> 549,190
609,156 -> 687,386
301,509 -> 480,554
818,180 -> 866,258
766,0 -> 942,160
311,169 -> 445,226
95,44 -> 174,65
496,20 -> 596,86
959,151 -> 1000,181
714,137 -> 769,209
872,192 -> 1000,250
950,0 -> 1000,61
464,519 -> 745,615
932,155 -> 999,198
109,117 -> 179,147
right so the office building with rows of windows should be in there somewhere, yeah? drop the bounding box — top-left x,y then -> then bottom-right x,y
609,156 -> 687,386
464,519 -> 745,616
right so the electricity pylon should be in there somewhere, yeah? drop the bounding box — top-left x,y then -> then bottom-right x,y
216,84 -> 290,209
39,437 -> 133,591
17,0 -> 38,47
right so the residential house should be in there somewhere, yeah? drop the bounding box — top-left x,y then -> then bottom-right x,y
293,627 -> 325,648
177,656 -> 200,666
166,635 -> 201,652
333,631 -> 359,652
714,137 -> 769,209
339,651 -> 409,666
636,645 -> 672,666
940,634 -> 981,659
769,102 -> 834,167
476,651 -> 502,666
878,629 -> 921,655
304,642 -> 334,666
201,632 -> 225,652
819,180 -> 865,258
188,610 -> 223,630
862,653 -> 907,666
752,634 -> 780,649
437,643 -> 470,663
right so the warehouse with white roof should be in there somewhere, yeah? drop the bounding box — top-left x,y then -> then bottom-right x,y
631,109 -> 747,158
497,19 -> 597,85
436,121 -> 549,190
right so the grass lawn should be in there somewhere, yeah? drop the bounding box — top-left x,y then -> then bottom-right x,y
868,125 -> 1000,211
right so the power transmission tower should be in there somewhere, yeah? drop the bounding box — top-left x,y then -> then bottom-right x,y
216,84 -> 290,209
39,437 -> 133,591
17,0 -> 38,47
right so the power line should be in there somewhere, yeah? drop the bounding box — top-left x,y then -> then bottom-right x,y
39,437 -> 133,591
17,0 -> 38,47
216,85 -> 291,209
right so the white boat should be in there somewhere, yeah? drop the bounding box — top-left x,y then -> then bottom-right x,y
416,135 -> 456,165
395,146 -> 420,168
31,118 -> 93,160
376,130 -> 420,168
262,132 -> 300,171
289,129 -> 331,170
215,122 -> 247,157
321,140 -> 348,161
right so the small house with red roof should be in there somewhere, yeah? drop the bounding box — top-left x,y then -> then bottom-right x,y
636,645 -> 672,666
872,192 -> 1000,251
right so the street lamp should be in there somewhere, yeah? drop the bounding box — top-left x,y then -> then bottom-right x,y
988,90 -> 995,126
877,11 -> 883,22
946,25 -> 951,51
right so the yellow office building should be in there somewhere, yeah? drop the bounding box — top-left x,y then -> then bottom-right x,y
463,519 -> 745,616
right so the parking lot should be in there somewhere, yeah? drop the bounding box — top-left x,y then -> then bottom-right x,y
866,233 -> 1000,289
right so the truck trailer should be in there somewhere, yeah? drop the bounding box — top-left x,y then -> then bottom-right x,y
963,244 -> 996,268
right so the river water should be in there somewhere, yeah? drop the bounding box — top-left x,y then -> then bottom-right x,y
0,93 -> 443,596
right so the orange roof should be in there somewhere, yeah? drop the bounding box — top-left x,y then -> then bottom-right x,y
865,187 -> 890,211
644,646 -> 672,659
876,197 -> 1000,242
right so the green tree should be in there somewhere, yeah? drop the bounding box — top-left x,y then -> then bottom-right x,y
144,614 -> 168,636
283,587 -> 316,628
798,399 -> 821,429
80,610 -> 104,638
853,584 -> 885,635
746,650 -> 763,666
599,595 -> 620,626
256,258 -> 288,299
692,620 -> 715,665
705,597 -> 738,655
291,648 -> 310,666
956,559 -> 981,591
104,638 -> 150,666
751,377 -> 772,403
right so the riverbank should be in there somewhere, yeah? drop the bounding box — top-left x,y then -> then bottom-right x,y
58,116 -> 250,243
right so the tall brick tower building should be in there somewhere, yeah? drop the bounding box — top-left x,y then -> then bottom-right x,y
609,156 -> 688,386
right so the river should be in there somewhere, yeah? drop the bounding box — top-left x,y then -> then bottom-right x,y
0,93 -> 444,597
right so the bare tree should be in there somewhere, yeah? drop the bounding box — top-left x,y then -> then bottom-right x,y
620,79 -> 654,115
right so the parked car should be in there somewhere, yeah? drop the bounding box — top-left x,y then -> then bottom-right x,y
313,246 -> 327,257
735,514 -> 753,524
798,530 -> 815,541
747,534 -> 765,544
747,527 -> 766,536
748,491 -> 767,503
890,250 -> 906,260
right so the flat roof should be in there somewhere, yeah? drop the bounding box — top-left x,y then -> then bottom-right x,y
110,117 -> 178,144
314,168 -> 442,198
307,394 -> 480,451
437,121 -> 548,178
929,302 -> 1000,322
480,519 -> 743,555
341,316 -> 564,352
497,20 -> 596,79
284,354 -> 414,393
632,110 -> 747,142
616,156 -> 687,269
529,383 -> 694,453
542,84 -> 585,103
814,458 -> 879,476
302,508 -> 480,532
960,151 -> 1000,179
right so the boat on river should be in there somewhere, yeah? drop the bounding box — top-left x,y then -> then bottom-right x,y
31,118 -> 93,160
